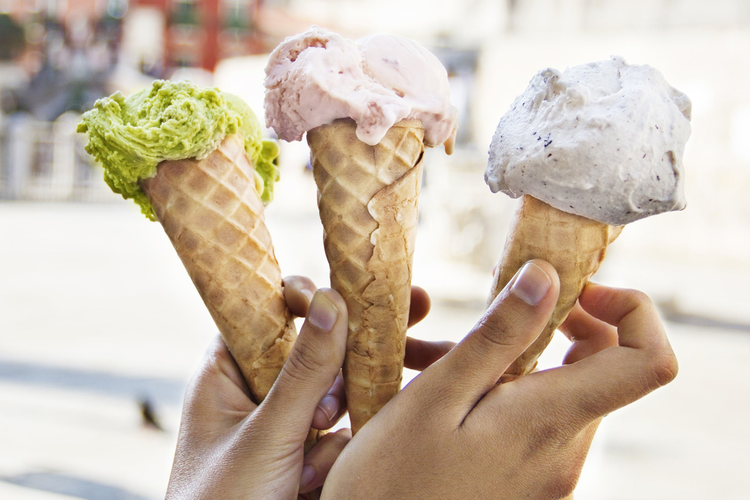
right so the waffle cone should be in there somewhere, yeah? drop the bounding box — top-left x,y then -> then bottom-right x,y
140,134 -> 296,404
488,195 -> 623,381
308,119 -> 425,434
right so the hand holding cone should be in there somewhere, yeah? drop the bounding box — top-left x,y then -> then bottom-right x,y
483,58 -> 690,380
487,195 -> 623,381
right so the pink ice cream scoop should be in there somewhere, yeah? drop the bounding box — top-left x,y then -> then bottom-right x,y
264,26 -> 457,152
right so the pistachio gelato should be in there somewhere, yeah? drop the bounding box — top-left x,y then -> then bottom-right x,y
78,80 -> 279,220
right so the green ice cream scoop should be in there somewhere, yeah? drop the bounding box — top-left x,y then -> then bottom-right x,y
77,80 -> 279,220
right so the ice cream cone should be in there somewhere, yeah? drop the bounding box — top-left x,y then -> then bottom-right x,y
140,133 -> 296,404
488,195 -> 623,382
308,118 -> 425,434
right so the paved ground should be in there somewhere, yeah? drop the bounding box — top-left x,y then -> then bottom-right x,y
0,199 -> 748,500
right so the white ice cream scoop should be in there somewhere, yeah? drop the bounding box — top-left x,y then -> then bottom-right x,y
485,56 -> 692,226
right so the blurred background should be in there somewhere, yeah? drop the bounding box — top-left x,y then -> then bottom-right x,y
1,0 -> 749,499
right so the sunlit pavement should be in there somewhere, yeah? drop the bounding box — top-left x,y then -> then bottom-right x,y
1,200 -> 748,500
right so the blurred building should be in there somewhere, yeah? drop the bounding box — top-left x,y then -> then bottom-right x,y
0,1 -> 126,200
0,0 -> 124,118
265,0 -> 750,40
0,1 -> 270,104
123,0 -> 265,74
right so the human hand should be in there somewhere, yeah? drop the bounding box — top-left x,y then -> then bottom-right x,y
165,277 -> 448,500
321,260 -> 678,500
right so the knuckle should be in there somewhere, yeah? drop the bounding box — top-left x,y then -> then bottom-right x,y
517,411 -> 585,499
531,422 -> 566,451
325,429 -> 352,448
533,450 -> 585,499
626,288 -> 652,305
615,287 -> 654,314
627,289 -> 659,316
475,310 -> 518,349
543,472 -> 579,500
649,348 -> 679,387
517,407 -> 571,458
283,342 -> 326,381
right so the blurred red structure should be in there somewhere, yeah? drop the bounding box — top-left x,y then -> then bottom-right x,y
2,0 -> 266,74
134,0 -> 265,72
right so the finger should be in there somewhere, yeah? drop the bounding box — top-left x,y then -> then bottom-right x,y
182,336 -> 257,434
415,260 -> 559,411
541,284 -> 678,427
205,335 -> 254,401
298,428 -> 352,494
283,275 -> 317,317
258,288 -> 348,439
559,298 -> 619,365
408,286 -> 431,328
311,371 -> 347,430
191,335 -> 254,405
404,337 -> 456,371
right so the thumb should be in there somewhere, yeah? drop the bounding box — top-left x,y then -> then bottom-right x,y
258,288 -> 348,440
415,260 -> 559,416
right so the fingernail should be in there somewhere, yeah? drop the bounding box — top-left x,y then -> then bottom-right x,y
316,395 -> 337,422
300,464 -> 316,489
510,262 -> 551,306
308,291 -> 338,331
301,288 -> 315,305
